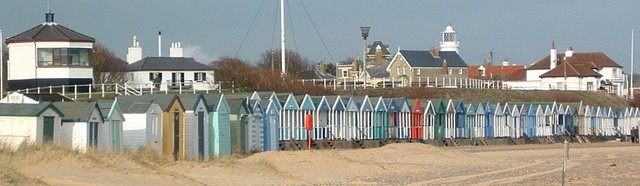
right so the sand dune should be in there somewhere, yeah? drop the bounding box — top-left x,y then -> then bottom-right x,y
1,142 -> 638,185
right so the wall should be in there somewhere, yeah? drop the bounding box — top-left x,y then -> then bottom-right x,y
36,108 -> 62,144
526,69 -> 546,81
0,116 -> 36,149
7,42 -> 93,81
122,113 -> 146,151
128,71 -> 215,91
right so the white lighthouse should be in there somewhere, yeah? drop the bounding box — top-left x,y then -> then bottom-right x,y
5,12 -> 95,91
439,24 -> 460,53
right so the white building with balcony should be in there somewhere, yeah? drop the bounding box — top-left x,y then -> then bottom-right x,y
516,43 -> 625,96
123,37 -> 215,91
5,12 -> 94,91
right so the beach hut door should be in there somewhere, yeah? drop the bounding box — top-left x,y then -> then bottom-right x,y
43,116 -> 55,143
197,111 -> 205,160
173,112 -> 180,160
89,122 -> 99,147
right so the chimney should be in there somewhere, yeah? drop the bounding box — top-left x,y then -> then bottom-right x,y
318,61 -> 327,74
374,45 -> 383,63
565,46 -> 574,58
502,58 -> 510,66
158,31 -> 162,57
442,59 -> 449,74
430,47 -> 440,58
126,35 -> 142,64
170,42 -> 183,57
550,41 -> 557,69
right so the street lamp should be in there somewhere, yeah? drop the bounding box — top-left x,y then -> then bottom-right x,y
360,26 -> 370,88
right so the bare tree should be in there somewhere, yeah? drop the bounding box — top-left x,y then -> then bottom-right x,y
209,57 -> 255,91
91,43 -> 127,85
257,50 -> 312,78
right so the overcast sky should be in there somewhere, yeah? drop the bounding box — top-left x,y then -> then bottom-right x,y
1,0 -> 639,72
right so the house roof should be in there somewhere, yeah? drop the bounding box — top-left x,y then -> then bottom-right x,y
468,65 -> 526,81
126,57 -> 209,71
367,41 -> 391,56
399,50 -> 467,68
539,61 -> 601,78
528,52 -> 621,70
297,69 -> 336,79
366,68 -> 389,78
53,102 -> 97,121
0,102 -> 63,117
6,23 -> 95,44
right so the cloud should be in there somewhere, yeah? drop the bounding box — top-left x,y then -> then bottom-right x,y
183,45 -> 215,64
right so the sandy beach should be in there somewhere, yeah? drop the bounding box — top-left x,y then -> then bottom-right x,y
1,142 -> 638,186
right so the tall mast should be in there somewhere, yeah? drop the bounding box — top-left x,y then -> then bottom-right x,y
0,29 -> 3,98
280,0 -> 286,75
632,29 -> 635,99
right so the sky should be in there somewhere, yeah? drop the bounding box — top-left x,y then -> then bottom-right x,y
1,0 -> 639,72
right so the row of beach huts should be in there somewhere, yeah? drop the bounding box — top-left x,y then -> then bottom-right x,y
0,91 -> 638,160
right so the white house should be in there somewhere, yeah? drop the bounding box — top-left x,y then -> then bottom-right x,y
123,36 -> 215,92
5,12 -> 94,91
0,102 -> 64,149
515,43 -> 625,96
53,102 -> 104,153
116,95 -> 163,154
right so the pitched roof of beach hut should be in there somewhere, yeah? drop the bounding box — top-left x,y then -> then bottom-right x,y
374,97 -> 388,112
283,94 -> 300,110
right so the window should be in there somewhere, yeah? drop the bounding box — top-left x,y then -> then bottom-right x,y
342,70 -> 348,77
448,68 -> 452,75
612,69 -> 618,78
416,68 -> 421,75
402,67 -> 406,75
37,48 -> 91,67
149,72 -> 162,82
587,82 -> 594,90
172,72 -> 185,86
459,69 -> 463,74
194,72 -> 207,82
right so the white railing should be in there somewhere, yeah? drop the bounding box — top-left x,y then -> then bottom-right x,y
299,77 -> 509,91
14,81 -> 222,100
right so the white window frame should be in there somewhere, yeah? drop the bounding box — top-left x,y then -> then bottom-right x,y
417,68 -> 421,75
459,68 -> 463,75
